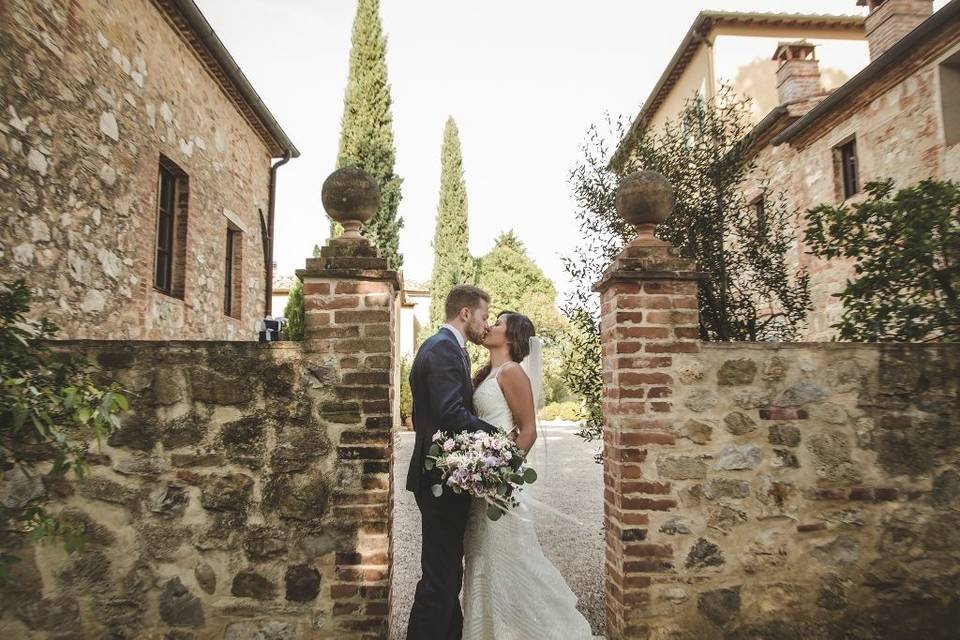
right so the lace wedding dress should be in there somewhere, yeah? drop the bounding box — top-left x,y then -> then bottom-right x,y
462,365 -> 595,640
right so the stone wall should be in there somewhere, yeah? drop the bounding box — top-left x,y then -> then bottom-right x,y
743,19 -> 960,341
0,0 -> 275,340
596,214 -> 960,639
641,342 -> 960,639
0,315 -> 396,639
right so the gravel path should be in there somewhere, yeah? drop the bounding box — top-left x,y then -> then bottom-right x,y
390,423 -> 606,639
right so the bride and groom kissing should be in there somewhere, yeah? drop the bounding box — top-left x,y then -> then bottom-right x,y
405,285 -> 595,640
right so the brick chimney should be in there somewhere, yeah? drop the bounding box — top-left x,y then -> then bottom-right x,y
773,41 -> 823,105
858,0 -> 933,60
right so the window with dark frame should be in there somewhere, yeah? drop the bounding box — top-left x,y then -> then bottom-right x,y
835,138 -> 860,200
224,227 -> 238,317
154,156 -> 189,300
155,165 -> 176,293
224,224 -> 243,319
939,49 -> 960,147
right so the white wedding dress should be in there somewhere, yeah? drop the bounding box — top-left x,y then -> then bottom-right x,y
461,364 -> 595,640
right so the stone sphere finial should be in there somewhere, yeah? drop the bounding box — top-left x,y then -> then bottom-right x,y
615,171 -> 675,231
321,167 -> 380,239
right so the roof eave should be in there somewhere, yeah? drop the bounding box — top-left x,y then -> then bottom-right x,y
609,10 -> 866,171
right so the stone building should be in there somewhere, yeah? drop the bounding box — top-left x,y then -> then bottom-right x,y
0,0 -> 298,341
612,0 -> 960,340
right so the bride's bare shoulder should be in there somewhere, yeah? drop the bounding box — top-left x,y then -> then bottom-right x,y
497,362 -> 530,388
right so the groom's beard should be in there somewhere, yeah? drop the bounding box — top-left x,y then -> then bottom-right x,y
465,325 -> 487,345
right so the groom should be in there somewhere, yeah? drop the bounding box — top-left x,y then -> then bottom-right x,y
406,284 -> 497,640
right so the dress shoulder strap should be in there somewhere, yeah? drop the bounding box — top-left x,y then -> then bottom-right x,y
494,361 -> 518,381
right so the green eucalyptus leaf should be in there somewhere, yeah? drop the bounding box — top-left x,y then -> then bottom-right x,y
431,484 -> 443,498
486,504 -> 504,521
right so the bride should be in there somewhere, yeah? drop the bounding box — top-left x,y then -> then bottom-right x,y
462,310 -> 595,640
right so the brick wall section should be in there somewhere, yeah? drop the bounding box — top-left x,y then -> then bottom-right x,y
299,236 -> 399,640
864,0 -> 933,61
593,228 -> 706,640
0,0 -> 274,340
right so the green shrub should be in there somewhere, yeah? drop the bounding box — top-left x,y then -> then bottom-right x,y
539,403 -> 561,421
0,280 -> 128,583
558,401 -> 584,422
399,356 -> 413,427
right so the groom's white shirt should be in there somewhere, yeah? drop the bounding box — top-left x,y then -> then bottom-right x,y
440,323 -> 466,349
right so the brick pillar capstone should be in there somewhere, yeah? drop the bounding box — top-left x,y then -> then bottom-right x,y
298,167 -> 399,639
593,172 -> 706,640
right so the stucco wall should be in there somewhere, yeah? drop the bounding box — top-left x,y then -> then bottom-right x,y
0,0 -> 274,341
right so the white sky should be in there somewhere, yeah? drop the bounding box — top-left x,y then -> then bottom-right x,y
193,0 -> 947,299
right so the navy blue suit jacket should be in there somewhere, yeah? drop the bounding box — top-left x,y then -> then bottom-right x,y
405,327 -> 495,492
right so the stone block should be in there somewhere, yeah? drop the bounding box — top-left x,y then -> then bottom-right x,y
811,535 -> 859,566
657,456 -> 707,480
158,577 -> 204,627
194,562 -> 216,595
713,444 -> 762,470
220,415 -> 268,470
680,419 -> 712,444
200,473 -> 254,513
773,381 -> 828,407
697,586 -> 740,626
683,389 -> 717,412
0,466 -> 46,509
702,478 -> 751,500
685,537 -> 724,569
146,484 -> 188,518
160,411 -> 207,449
285,564 -> 321,602
768,423 -> 801,447
723,411 -> 757,435
717,358 -> 757,385
807,431 -> 862,483
231,570 -> 276,600
243,526 -> 288,561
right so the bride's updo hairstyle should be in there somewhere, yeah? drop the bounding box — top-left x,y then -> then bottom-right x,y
473,310 -> 536,388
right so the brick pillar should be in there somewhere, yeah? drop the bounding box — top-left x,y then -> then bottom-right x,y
593,172 -> 705,640
299,168 -> 398,639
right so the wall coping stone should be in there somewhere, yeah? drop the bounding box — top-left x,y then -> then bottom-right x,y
296,267 -> 400,291
593,268 -> 709,292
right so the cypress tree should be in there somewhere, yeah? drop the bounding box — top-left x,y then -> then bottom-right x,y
429,117 -> 472,327
334,0 -> 403,269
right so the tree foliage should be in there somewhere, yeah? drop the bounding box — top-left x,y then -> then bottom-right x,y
477,231 -> 564,339
282,246 -> 321,341
283,279 -> 304,340
563,89 -> 810,457
0,280 -> 127,582
334,0 -> 403,268
429,117 -> 473,327
805,178 -> 960,342
476,232 -> 570,403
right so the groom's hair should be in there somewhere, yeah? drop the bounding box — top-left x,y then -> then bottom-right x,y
444,285 -> 490,320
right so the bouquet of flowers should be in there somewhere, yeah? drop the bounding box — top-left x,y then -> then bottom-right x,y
425,429 -> 538,521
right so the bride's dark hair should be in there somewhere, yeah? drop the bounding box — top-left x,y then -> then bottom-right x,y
472,310 -> 536,388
